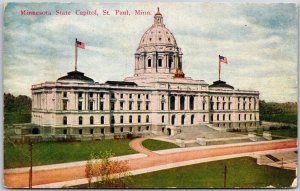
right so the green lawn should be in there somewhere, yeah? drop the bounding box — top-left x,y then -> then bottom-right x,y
4,140 -> 137,168
126,157 -> 295,188
74,157 -> 295,188
142,139 -> 179,151
260,113 -> 297,125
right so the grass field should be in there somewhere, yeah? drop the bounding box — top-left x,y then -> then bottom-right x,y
4,140 -> 137,168
260,113 -> 297,125
74,157 -> 295,188
141,139 -> 179,151
126,157 -> 295,188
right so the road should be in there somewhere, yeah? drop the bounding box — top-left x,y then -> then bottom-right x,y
4,138 -> 297,188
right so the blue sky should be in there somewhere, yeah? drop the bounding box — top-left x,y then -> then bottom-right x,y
3,3 -> 298,102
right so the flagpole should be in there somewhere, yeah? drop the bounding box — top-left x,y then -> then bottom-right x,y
218,55 -> 221,81
75,38 -> 78,71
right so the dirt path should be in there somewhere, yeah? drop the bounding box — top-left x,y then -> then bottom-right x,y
4,139 -> 297,188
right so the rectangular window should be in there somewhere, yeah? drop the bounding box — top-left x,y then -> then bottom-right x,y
120,102 -> 124,110
100,102 -> 104,110
63,100 -> 68,110
90,129 -> 94,134
79,129 -> 83,135
78,92 -> 83,98
63,92 -> 67,97
110,102 -> 114,110
101,128 -> 104,134
146,94 -> 149,99
129,94 -> 132,99
138,94 -> 141,99
120,94 -> 123,99
89,102 -> 93,111
138,102 -> 141,110
161,102 -> 164,110
78,102 -> 82,111
63,129 -> 67,134
158,59 -> 162,67
146,103 -> 149,111
100,93 -> 104,98
89,92 -> 93,98
129,102 -> 133,110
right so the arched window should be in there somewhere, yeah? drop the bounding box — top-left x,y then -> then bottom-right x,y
120,115 -> 123,124
90,116 -> 94,125
191,115 -> 194,124
171,115 -> 175,125
111,116 -> 115,124
244,114 -> 247,120
138,115 -> 141,123
170,96 -> 175,110
63,116 -> 67,125
148,58 -> 151,67
101,116 -> 105,124
129,115 -> 132,123
189,96 -> 194,110
180,96 -> 185,110
120,127 -> 124,132
79,116 -> 83,125
146,115 -> 149,123
181,115 -> 185,125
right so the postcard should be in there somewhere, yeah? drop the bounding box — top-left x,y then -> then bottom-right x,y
3,2 -> 298,189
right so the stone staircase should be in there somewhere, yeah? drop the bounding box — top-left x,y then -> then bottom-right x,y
169,124 -> 243,141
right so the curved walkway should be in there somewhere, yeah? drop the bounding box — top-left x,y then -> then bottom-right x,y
129,137 -> 160,157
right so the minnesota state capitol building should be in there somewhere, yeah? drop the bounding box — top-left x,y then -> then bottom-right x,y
30,9 -> 260,140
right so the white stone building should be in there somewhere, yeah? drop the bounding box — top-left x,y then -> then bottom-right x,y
31,9 -> 259,139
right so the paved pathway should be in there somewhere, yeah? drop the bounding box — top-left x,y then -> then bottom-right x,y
4,139 -> 297,188
129,137 -> 159,157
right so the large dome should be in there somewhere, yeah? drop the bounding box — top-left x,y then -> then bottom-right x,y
130,8 -> 183,78
138,22 -> 177,48
138,8 -> 177,49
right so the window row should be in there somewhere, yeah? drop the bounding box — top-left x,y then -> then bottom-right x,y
62,115 -> 151,125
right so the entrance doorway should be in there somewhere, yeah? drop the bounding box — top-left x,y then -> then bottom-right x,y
32,128 -> 40,134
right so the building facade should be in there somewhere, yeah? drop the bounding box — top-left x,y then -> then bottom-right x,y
31,9 -> 259,139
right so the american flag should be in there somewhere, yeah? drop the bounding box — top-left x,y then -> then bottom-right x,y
219,55 -> 228,64
76,39 -> 85,49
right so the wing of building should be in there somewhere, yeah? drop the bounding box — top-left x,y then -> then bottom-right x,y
30,9 -> 259,140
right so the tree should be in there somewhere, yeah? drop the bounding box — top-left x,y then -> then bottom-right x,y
85,151 -> 131,188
